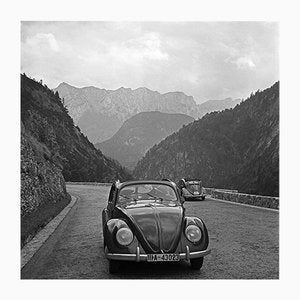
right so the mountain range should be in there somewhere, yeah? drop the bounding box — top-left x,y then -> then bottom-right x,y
54,83 -> 240,143
96,111 -> 194,170
134,82 -> 279,197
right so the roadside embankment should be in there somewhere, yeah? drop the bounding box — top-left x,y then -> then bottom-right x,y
203,188 -> 279,209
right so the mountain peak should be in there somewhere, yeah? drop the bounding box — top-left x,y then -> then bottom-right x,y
57,82 -> 74,88
116,86 -> 132,92
55,82 -> 80,92
135,87 -> 153,92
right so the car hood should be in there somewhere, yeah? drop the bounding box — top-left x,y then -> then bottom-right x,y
115,202 -> 184,253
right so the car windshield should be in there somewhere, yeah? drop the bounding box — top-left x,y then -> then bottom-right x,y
186,182 -> 201,192
118,183 -> 178,204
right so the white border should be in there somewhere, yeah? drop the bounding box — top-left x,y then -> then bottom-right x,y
1,0 -> 299,299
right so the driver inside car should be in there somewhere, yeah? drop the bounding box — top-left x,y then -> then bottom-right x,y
148,185 -> 176,200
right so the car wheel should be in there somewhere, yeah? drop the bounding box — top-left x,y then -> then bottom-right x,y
202,196 -> 205,201
109,260 -> 120,274
190,257 -> 204,270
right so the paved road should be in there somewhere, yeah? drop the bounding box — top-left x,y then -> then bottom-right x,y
22,184 -> 279,279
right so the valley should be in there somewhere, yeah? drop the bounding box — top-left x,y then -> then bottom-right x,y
96,111 -> 194,169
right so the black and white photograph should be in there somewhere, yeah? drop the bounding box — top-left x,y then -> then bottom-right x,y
2,0 -> 299,298
20,20 -> 279,279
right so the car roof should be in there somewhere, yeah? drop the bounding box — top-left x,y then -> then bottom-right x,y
182,178 -> 201,182
116,180 -> 177,190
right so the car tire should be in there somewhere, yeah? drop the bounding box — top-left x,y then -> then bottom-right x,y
190,257 -> 204,270
109,260 -> 120,274
201,196 -> 205,201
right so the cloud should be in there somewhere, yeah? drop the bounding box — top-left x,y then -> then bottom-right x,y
220,42 -> 256,70
233,56 -> 256,69
21,22 -> 278,102
109,32 -> 169,64
184,73 -> 199,85
26,33 -> 59,52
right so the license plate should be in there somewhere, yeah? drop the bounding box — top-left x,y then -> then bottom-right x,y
147,253 -> 180,262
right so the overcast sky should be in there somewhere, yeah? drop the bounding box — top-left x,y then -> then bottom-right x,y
21,21 -> 278,103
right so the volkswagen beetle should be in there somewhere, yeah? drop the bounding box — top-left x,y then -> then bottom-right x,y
177,178 -> 206,201
102,180 -> 211,273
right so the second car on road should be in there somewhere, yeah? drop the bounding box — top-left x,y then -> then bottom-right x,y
177,178 -> 206,201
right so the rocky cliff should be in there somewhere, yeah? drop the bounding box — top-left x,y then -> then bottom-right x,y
21,120 -> 71,246
21,123 -> 68,217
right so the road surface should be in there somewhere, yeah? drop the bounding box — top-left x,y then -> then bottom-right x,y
21,184 -> 279,279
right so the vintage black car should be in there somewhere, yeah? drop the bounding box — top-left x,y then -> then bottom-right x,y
177,178 -> 206,201
102,180 -> 211,273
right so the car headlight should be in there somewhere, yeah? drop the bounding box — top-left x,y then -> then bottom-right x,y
185,225 -> 202,243
116,227 -> 134,246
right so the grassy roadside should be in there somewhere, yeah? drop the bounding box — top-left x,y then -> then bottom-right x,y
21,194 -> 71,248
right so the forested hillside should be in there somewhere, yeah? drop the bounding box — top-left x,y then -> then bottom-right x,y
21,74 -> 131,183
134,82 -> 279,197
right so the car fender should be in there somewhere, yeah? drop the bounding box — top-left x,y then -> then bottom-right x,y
103,218 -> 139,253
183,216 -> 209,251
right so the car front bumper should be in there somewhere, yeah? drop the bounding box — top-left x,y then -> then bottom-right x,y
105,245 -> 211,262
